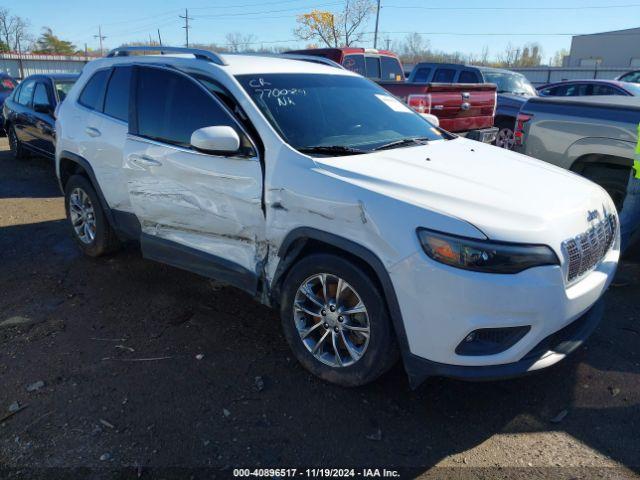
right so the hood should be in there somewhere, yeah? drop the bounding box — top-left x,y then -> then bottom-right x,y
314,138 -> 617,254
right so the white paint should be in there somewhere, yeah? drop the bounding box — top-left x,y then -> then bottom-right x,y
56,52 -> 620,371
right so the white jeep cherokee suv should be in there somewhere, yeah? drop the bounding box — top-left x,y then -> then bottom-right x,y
55,46 -> 619,387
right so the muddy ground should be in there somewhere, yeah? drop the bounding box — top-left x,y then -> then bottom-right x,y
1,138 -> 639,479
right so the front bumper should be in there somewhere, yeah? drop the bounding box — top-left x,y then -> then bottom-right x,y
404,297 -> 605,387
459,127 -> 499,144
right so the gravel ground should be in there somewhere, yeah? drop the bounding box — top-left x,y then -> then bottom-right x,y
1,138 -> 639,479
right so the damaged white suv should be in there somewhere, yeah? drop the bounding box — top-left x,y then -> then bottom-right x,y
56,47 -> 619,388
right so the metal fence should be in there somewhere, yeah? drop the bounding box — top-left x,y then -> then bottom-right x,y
510,67 -> 631,85
0,53 -> 91,80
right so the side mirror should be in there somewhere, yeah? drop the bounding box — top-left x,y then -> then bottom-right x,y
191,126 -> 240,154
34,103 -> 53,115
420,113 -> 440,127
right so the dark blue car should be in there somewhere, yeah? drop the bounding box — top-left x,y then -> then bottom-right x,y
4,73 -> 78,160
407,63 -> 537,149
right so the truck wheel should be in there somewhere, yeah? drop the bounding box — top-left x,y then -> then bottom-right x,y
8,125 -> 28,160
279,253 -> 398,386
580,164 -> 630,212
494,119 -> 516,150
64,175 -> 119,257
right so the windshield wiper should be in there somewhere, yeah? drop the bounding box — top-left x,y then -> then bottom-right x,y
298,145 -> 367,156
373,137 -> 430,151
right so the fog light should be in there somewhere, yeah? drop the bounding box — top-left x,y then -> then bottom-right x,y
456,326 -> 531,356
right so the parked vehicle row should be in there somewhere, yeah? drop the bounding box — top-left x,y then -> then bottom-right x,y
42,46 -> 619,388
4,73 -> 78,159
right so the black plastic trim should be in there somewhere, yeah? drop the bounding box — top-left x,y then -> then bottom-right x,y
140,233 -> 258,296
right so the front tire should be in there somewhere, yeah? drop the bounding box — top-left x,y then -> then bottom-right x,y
280,254 -> 398,386
8,125 -> 28,160
64,175 -> 119,257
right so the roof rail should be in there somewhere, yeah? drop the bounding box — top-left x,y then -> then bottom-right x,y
278,53 -> 345,70
106,46 -> 226,66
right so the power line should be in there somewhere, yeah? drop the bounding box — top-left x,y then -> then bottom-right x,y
384,2 -> 640,10
193,2 -> 342,18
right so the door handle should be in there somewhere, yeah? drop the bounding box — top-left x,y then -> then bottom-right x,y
85,127 -> 101,137
128,154 -> 162,167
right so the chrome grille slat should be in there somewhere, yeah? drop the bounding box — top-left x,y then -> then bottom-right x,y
562,213 -> 617,283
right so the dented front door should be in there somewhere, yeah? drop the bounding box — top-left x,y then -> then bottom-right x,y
123,135 -> 264,278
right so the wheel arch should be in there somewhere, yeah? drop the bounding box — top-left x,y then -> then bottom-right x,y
271,227 -> 413,375
57,150 -> 116,228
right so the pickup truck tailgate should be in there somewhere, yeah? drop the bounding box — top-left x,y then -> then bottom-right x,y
380,82 -> 497,133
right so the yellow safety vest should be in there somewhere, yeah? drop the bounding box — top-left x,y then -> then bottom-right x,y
636,122 -> 640,179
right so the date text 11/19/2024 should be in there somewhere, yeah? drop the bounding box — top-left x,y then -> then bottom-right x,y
233,468 -> 401,477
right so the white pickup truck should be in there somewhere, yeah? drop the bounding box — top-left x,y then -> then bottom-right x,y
54,47 -> 619,388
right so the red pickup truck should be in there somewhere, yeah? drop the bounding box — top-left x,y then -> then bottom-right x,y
286,47 -> 498,143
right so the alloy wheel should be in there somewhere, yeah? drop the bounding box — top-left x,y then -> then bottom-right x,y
496,127 -> 515,150
68,187 -> 97,244
293,273 -> 370,368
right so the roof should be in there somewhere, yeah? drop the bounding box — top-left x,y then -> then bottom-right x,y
572,26 -> 640,38
537,79 -> 633,90
527,95 -> 640,110
87,52 -> 357,77
23,73 -> 79,81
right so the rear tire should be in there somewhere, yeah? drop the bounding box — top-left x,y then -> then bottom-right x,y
494,119 -> 516,150
580,164 -> 630,212
279,253 -> 399,387
7,125 -> 28,160
64,174 -> 119,257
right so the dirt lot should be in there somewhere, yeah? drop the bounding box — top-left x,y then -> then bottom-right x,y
1,138 -> 639,479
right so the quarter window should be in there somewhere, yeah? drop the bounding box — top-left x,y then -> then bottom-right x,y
78,69 -> 110,111
33,83 -> 50,106
17,79 -> 35,106
104,66 -> 132,122
135,67 -> 241,148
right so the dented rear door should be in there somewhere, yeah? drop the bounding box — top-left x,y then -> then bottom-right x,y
123,66 -> 264,286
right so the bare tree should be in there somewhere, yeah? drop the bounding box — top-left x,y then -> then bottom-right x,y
224,32 -> 257,53
551,48 -> 569,67
0,8 -> 31,52
294,0 -> 374,48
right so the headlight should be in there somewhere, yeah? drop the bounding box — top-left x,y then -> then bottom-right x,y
417,228 -> 559,274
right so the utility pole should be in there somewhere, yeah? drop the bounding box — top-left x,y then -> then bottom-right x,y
157,29 -> 163,46
373,0 -> 381,49
15,32 -> 24,80
179,9 -> 193,47
94,26 -> 106,56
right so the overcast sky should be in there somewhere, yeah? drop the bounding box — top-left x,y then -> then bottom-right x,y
13,0 -> 640,61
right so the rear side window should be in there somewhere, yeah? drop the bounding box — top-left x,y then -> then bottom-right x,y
412,67 -> 431,83
433,68 -> 455,83
590,84 -> 624,96
104,66 -> 132,122
135,67 -> 239,148
17,79 -> 35,106
343,54 -> 366,76
380,56 -> 403,81
620,71 -> 640,83
365,56 -> 381,79
459,70 -> 481,83
33,83 -> 50,106
78,69 -> 110,111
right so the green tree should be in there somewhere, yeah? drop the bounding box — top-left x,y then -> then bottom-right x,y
0,39 -> 9,52
33,27 -> 76,54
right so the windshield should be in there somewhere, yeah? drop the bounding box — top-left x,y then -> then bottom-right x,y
482,71 -> 537,96
236,73 -> 444,154
55,81 -> 76,101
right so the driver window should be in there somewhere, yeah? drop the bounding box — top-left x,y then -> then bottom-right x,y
135,67 -> 253,155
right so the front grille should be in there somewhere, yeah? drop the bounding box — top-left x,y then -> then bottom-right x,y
562,214 -> 617,283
